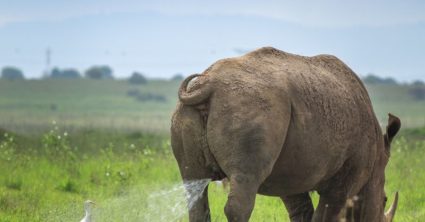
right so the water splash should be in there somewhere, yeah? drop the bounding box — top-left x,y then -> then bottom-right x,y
144,179 -> 211,221
42,179 -> 210,222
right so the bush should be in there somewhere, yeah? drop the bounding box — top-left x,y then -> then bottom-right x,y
5,178 -> 22,190
41,122 -> 76,162
126,89 -> 140,97
85,65 -> 113,79
56,179 -> 78,193
412,80 -> 424,86
128,72 -> 147,84
135,93 -> 166,102
0,133 -> 17,161
126,89 -> 166,103
1,67 -> 24,80
50,67 -> 81,79
171,73 -> 184,81
363,74 -> 397,85
409,86 -> 425,100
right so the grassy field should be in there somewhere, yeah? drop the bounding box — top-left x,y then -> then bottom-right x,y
0,79 -> 424,221
0,79 -> 180,135
0,79 -> 424,134
365,84 -> 425,128
0,125 -> 424,221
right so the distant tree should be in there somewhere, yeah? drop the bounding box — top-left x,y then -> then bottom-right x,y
363,74 -> 382,84
99,66 -> 113,78
412,80 -> 424,86
171,73 -> 184,81
85,65 -> 113,79
50,67 -> 62,78
409,86 -> 425,100
126,89 -> 167,103
381,77 -> 397,85
128,72 -> 147,84
1,66 -> 24,80
126,89 -> 141,97
49,67 -> 81,79
61,69 -> 81,79
362,74 -> 397,85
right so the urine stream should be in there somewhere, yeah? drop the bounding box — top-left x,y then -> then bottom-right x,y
48,179 -> 211,222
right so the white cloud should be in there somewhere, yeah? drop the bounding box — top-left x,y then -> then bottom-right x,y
0,0 -> 424,27
141,0 -> 425,27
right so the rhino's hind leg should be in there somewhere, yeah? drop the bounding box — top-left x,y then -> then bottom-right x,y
224,174 -> 262,222
281,192 -> 314,222
171,105 -> 214,222
188,183 -> 211,222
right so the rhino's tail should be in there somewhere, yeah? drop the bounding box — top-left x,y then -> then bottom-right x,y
178,74 -> 213,105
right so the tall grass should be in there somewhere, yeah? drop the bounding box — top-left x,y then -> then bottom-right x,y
0,124 -> 424,221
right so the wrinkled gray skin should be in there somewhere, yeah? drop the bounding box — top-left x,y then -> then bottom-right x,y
171,47 -> 400,222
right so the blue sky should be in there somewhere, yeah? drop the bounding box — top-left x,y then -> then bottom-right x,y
0,0 -> 424,81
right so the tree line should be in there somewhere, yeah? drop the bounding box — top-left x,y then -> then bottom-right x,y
0,66 -> 184,83
1,66 -> 424,100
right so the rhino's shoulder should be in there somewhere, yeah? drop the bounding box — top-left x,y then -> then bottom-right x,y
244,46 -> 301,60
309,54 -> 353,74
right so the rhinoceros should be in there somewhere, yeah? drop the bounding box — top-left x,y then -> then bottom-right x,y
171,47 -> 400,222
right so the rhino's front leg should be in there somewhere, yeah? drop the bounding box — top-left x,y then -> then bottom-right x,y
281,192 -> 314,222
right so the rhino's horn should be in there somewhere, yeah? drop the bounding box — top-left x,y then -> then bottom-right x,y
385,192 -> 399,222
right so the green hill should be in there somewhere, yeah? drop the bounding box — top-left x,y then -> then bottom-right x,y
0,79 -> 424,135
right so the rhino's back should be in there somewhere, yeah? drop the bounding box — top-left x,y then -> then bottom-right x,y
233,47 -> 381,195
238,47 -> 377,136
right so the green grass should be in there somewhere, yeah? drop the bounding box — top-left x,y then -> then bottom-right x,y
0,125 -> 424,221
0,79 -> 180,135
366,84 -> 425,128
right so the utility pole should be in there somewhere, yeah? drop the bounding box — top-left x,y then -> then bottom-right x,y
44,47 -> 51,77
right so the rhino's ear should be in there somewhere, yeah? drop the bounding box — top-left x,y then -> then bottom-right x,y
384,113 -> 401,149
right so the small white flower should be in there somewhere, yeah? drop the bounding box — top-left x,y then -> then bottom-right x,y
106,172 -> 110,177
64,132 -> 68,137
57,135 -> 61,140
52,120 -> 56,125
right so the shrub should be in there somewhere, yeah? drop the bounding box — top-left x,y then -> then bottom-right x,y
57,179 -> 78,193
409,86 -> 425,100
5,178 -> 22,190
61,69 -> 81,78
85,65 -> 113,79
50,67 -> 81,79
412,80 -> 424,86
363,74 -> 397,85
171,73 -> 184,81
126,89 -> 140,97
128,72 -> 147,84
135,93 -> 166,102
0,133 -> 17,161
41,121 -> 76,162
1,67 -> 24,80
126,89 -> 167,103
